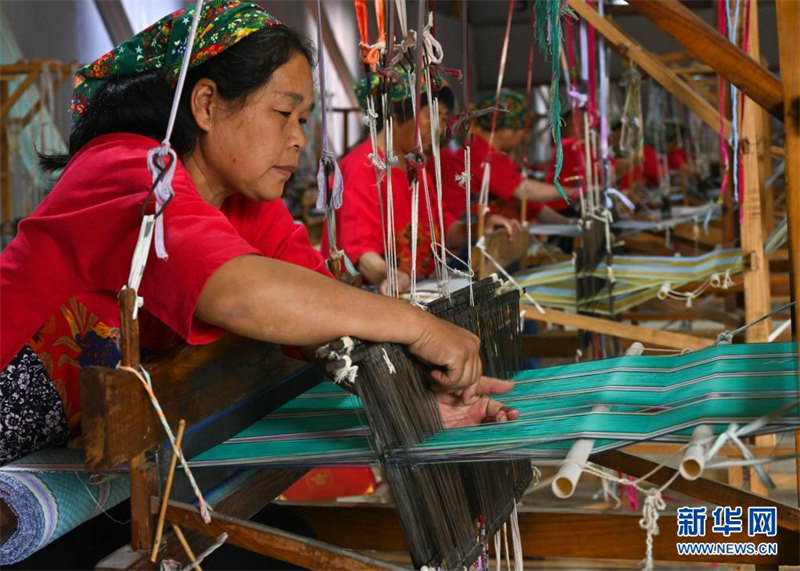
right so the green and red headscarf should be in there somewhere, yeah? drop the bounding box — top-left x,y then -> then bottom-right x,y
474,89 -> 531,131
354,67 -> 429,111
70,0 -> 280,128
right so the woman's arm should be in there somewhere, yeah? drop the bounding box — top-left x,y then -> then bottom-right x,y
513,179 -> 565,202
535,205 -> 571,224
196,254 -> 475,389
357,251 -> 411,294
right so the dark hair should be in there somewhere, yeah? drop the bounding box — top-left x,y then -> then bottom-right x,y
369,89 -> 452,134
40,24 -> 315,173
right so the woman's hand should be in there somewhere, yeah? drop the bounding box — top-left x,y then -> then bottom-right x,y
407,315 -> 483,392
435,376 -> 519,428
379,270 -> 411,296
486,214 -> 523,241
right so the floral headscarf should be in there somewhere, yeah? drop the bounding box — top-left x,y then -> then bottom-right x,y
474,89 -> 530,131
354,67 -> 428,111
70,0 -> 280,128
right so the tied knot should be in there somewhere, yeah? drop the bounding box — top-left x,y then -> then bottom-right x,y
316,151 -> 344,211
359,40 -> 385,69
145,143 -> 178,260
421,12 -> 443,65
455,170 -> 472,189
405,148 -> 426,183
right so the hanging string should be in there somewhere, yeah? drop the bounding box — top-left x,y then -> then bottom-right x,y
478,0 -> 516,218
315,0 -> 356,282
119,365 -> 212,524
534,0 -> 570,201
725,0 -> 743,205
144,0 -> 204,261
520,8 -> 537,224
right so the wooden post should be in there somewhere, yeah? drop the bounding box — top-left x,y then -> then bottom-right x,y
775,0 -> 800,501
118,287 -> 156,552
0,80 -> 10,230
626,0 -> 784,120
737,0 -> 773,497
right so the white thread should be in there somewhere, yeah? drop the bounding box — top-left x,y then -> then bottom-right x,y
494,529 -> 502,571
147,0 -> 205,261
509,504 -> 523,571
768,319 -> 792,342
421,12 -> 443,64
502,521 -> 510,571
474,236 -> 545,314
181,532 -> 228,571
381,347 -> 396,374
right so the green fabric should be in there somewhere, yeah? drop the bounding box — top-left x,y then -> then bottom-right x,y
70,0 -> 280,127
355,67 -> 428,111
188,342 -> 799,467
474,89 -> 529,131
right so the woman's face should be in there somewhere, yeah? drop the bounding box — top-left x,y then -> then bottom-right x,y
394,104 -> 431,154
189,52 -> 314,206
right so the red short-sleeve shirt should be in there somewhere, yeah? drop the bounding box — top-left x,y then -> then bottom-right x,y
441,134 -> 543,221
321,140 -> 454,282
1,133 -> 328,370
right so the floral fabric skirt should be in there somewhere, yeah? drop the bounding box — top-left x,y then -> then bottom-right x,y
0,345 -> 68,466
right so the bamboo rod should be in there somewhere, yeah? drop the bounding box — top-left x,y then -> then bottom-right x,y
151,419 -> 187,563
171,522 -> 202,571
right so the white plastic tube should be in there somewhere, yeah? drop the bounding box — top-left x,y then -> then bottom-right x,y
552,405 -> 609,499
680,425 -> 713,480
552,342 -> 645,499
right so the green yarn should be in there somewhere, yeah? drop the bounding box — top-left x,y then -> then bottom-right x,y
535,0 -> 569,202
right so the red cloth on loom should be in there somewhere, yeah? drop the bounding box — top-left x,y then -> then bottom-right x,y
321,139 -> 456,282
440,133 -> 543,221
1,133 -> 328,424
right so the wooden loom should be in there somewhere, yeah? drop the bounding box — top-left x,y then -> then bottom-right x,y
4,1 -> 795,568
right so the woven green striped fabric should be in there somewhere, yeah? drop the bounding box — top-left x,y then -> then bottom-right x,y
513,217 -> 788,315
189,342 -> 798,468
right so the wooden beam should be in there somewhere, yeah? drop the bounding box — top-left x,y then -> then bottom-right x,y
593,450 -> 800,532
80,336 -> 316,470
0,67 -> 42,120
522,331 -> 581,358
775,0 -> 800,502
626,0 -> 784,121
290,504 -> 800,565
164,501 -> 400,570
14,64 -> 73,130
523,307 -> 713,351
567,0 -> 733,140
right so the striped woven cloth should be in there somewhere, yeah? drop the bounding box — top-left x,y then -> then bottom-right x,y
189,342 -> 798,468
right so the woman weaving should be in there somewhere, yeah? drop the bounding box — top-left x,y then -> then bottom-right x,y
0,1 -> 518,466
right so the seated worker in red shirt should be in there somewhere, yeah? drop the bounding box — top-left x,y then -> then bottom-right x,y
441,90 -> 570,225
0,4 -> 516,466
642,121 -> 690,189
323,70 -> 519,294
